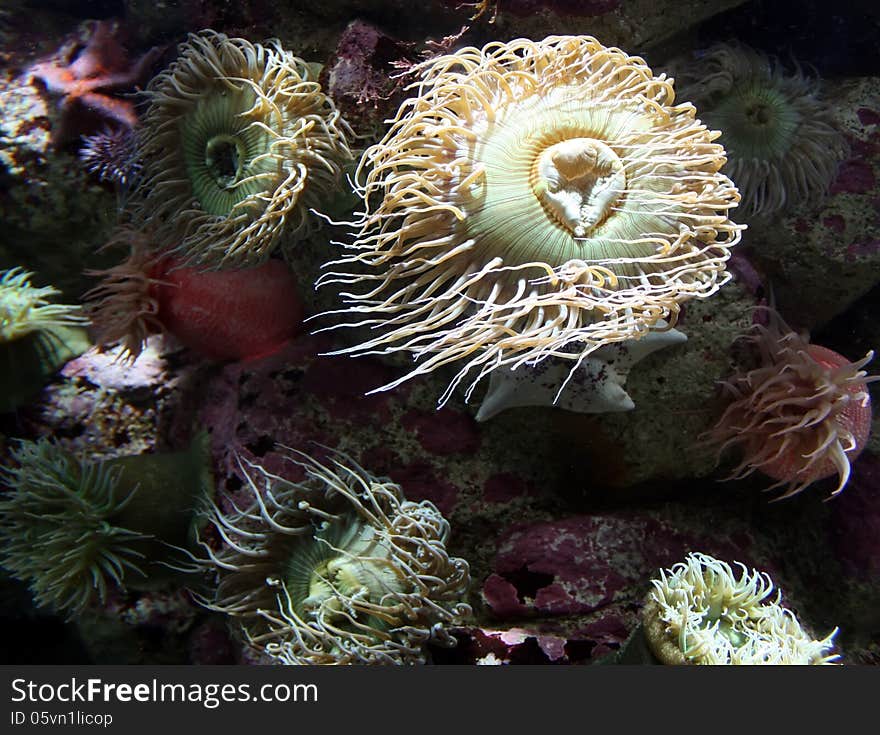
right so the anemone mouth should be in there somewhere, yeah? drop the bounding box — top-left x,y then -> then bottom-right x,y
532,137 -> 627,237
283,514 -> 403,633
673,42 -> 846,217
182,83 -> 281,217
712,83 -> 801,162
136,30 -> 353,267
320,36 -> 742,404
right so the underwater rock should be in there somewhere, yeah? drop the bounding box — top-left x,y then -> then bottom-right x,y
458,618 -> 632,664
320,19 -> 410,136
463,0 -> 749,49
0,70 -> 115,298
73,587 -> 200,665
26,338 -> 196,461
748,77 -> 880,329
482,514 -> 757,621
481,280 -> 759,488
830,452 -> 880,581
189,333 -> 567,530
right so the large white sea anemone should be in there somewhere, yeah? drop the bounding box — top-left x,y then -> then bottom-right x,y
320,35 -> 742,405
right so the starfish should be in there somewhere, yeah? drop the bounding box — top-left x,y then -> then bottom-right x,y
28,20 -> 162,141
475,322 -> 687,422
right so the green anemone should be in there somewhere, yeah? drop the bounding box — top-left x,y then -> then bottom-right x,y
0,268 -> 89,413
137,30 -> 353,267
641,552 -> 839,665
674,42 -> 846,217
317,36 -> 742,406
712,83 -> 802,162
181,84 -> 278,217
0,433 -> 213,617
0,267 -> 86,343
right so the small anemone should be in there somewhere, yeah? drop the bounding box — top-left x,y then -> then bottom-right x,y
135,30 -> 354,267
642,552 -> 839,665
708,309 -> 876,499
1,268 -> 90,412
673,42 -> 847,217
319,35 -> 742,406
195,448 -> 472,664
1,267 -> 86,343
0,435 -> 213,617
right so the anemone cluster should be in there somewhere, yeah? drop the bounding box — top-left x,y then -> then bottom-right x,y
196,449 -> 471,665
320,35 -> 742,405
673,42 -> 846,217
5,15 -> 875,670
642,552 -> 839,665
135,30 -> 354,268
709,311 -> 876,499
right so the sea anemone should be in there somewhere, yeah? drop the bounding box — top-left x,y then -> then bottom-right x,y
1,268 -> 90,412
1,267 -> 86,343
708,310 -> 876,499
0,434 -> 213,617
673,42 -> 846,217
85,226 -> 304,361
136,30 -> 354,267
84,229 -> 163,359
196,448 -> 471,664
642,552 -> 839,665
319,35 -> 742,405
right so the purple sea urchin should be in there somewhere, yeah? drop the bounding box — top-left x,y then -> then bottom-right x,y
80,126 -> 140,186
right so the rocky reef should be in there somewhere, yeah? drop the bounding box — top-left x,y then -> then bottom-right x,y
1,0 -> 878,667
